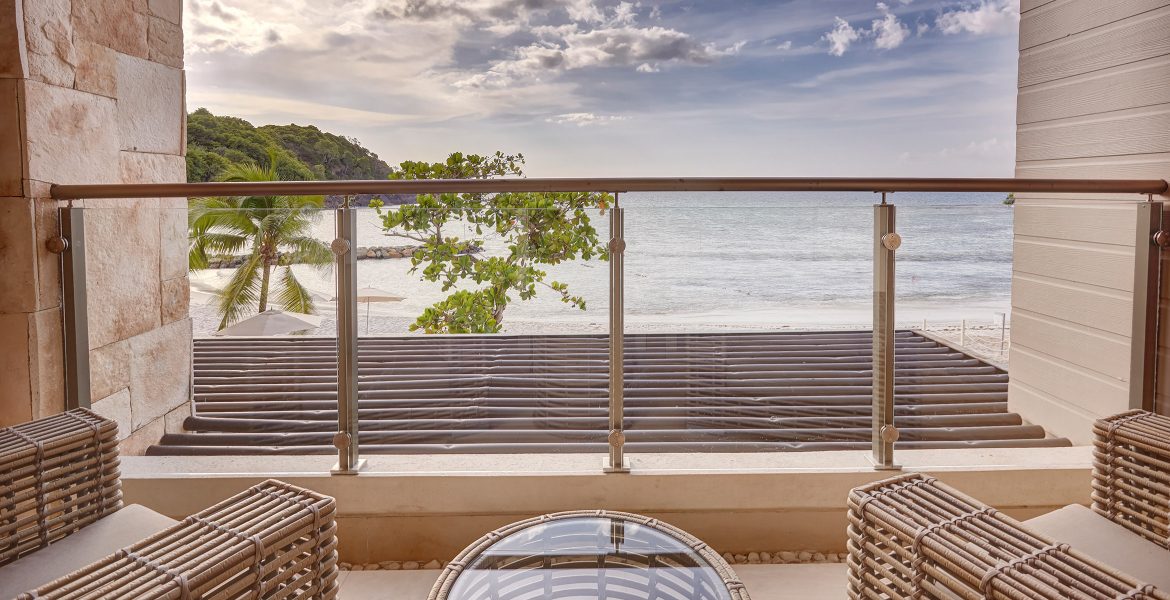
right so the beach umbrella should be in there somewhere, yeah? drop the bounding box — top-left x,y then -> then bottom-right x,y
214,309 -> 323,337
355,287 -> 404,334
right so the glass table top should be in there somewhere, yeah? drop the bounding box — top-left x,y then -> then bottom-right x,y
446,516 -> 733,600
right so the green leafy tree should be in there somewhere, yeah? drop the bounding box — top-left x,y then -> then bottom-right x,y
188,151 -> 333,329
185,108 -> 393,183
376,152 -> 611,333
186,108 -> 316,182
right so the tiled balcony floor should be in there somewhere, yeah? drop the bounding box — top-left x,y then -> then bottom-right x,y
337,563 -> 849,599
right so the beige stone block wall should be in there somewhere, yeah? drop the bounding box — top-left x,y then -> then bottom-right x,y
0,0 -> 189,452
1013,0 -> 1170,441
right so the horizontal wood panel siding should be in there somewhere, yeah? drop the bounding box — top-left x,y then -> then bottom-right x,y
1008,381 -> 1103,445
1012,274 -> 1133,336
1017,106 -> 1170,162
1017,55 -> 1170,124
1014,203 -> 1136,245
1022,0 -> 1061,13
1018,7 -> 1170,87
1012,310 -> 1131,381
1015,153 -> 1170,180
1014,237 -> 1134,290
1021,0 -> 1170,50
1010,346 -> 1130,413
1015,0 -> 1170,428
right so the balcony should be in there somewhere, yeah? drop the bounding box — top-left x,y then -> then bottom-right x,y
5,0 -> 1170,596
31,175 -> 1164,599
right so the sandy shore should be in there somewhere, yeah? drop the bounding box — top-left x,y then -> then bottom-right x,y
191,268 -> 1010,342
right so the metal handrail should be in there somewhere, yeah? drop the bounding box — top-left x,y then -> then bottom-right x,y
52,176 -> 1169,473
49,177 -> 1169,199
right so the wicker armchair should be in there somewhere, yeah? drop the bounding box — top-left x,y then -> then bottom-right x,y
0,409 -> 339,599
847,409 -> 1170,600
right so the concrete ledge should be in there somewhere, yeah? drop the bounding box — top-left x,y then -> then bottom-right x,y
121,448 -> 1093,562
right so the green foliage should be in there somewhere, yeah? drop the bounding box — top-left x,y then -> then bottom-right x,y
259,123 -> 392,180
1003,193 -> 1016,206
188,149 -> 333,330
187,108 -> 314,182
186,108 -> 391,183
377,152 -> 611,334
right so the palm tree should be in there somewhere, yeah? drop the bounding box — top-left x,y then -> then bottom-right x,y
188,152 -> 332,330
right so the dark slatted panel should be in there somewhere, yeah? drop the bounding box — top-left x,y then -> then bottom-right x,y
149,330 -> 1068,455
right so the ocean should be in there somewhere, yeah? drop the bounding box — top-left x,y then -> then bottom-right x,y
189,191 -> 1013,336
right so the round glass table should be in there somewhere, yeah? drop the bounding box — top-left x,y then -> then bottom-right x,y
429,510 -> 749,600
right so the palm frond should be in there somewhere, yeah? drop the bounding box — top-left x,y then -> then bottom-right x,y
282,235 -> 334,272
274,267 -> 315,315
216,251 -> 264,330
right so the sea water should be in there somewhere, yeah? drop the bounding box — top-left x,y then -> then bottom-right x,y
190,191 -> 1012,335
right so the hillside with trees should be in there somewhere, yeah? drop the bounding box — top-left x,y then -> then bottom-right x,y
186,108 -> 392,183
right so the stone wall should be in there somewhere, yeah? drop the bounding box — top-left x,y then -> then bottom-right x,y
0,0 -> 190,452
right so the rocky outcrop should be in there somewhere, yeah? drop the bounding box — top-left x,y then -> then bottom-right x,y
203,245 -> 423,269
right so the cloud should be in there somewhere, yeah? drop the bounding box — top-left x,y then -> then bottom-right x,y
186,0 -> 302,54
776,40 -> 793,51
823,17 -> 860,56
936,0 -> 1020,36
455,25 -> 743,87
565,0 -> 605,23
545,112 -> 629,126
872,4 -> 909,50
823,3 -> 909,56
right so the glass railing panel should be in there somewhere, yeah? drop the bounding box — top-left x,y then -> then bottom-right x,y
894,193 -> 1032,450
621,193 -> 875,453
183,203 -> 339,455
351,198 -> 611,455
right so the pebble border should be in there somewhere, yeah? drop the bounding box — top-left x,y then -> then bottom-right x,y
339,551 -> 849,571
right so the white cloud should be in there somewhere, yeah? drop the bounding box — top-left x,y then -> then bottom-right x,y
823,17 -> 860,56
824,3 -> 909,56
565,0 -> 605,23
936,0 -> 1020,36
946,137 -> 1011,157
872,4 -> 909,50
456,25 -> 742,88
636,62 -> 659,72
609,1 -> 638,26
545,112 -> 629,126
776,40 -> 793,51
186,0 -> 305,54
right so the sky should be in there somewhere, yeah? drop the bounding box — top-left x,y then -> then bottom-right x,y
183,0 -> 1022,177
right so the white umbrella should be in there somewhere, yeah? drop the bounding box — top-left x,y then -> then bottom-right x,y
214,309 -> 324,337
356,287 -> 404,334
334,287 -> 405,334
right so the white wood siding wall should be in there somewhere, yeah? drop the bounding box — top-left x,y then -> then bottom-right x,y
1013,0 -> 1170,443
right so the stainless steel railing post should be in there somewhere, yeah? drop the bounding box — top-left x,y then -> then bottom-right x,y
332,201 -> 365,474
872,195 -> 900,470
53,205 -> 91,410
1132,198 -> 1165,411
605,194 -> 630,473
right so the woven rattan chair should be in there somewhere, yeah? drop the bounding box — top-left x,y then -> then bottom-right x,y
847,409 -> 1170,600
0,408 -> 339,599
